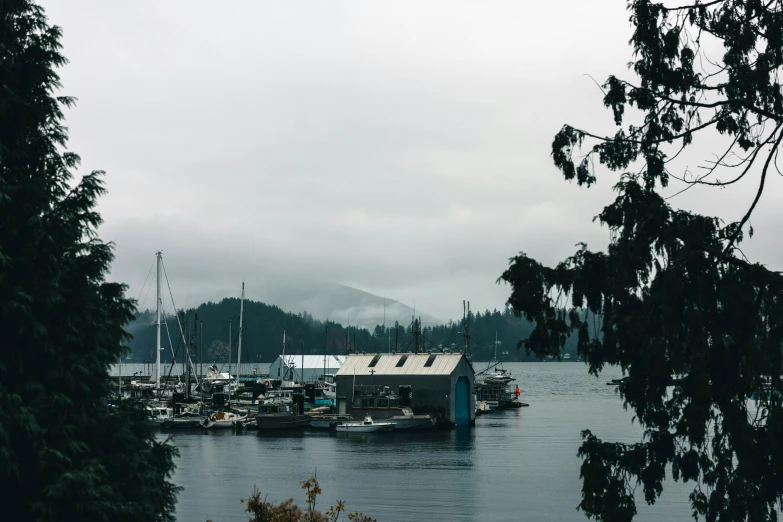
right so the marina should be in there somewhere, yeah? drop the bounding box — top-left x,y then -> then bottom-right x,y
10,2 -> 773,521
166,363 -> 694,521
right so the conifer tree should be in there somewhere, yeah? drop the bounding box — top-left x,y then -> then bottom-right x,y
503,1 -> 783,520
0,2 -> 178,520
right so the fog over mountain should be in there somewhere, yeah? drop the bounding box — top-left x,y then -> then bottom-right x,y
136,271 -> 441,331
261,282 -> 442,329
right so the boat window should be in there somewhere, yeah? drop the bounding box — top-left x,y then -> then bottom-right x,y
377,398 -> 388,407
424,354 -> 437,367
362,398 -> 373,407
396,355 -> 408,367
368,354 -> 381,367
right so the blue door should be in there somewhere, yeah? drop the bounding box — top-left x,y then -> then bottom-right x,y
454,377 -> 470,426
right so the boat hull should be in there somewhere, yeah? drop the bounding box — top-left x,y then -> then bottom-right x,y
388,416 -> 436,430
202,420 -> 240,429
309,415 -> 354,429
335,423 -> 394,432
256,414 -> 311,430
161,417 -> 204,429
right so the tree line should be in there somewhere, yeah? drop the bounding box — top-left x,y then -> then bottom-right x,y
126,298 -> 581,364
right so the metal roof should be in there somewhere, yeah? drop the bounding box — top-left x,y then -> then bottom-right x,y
272,355 -> 345,370
335,353 -> 466,377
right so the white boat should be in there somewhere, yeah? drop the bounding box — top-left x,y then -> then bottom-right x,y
146,405 -> 173,424
202,410 -> 247,429
318,376 -> 337,400
484,368 -> 514,385
200,364 -> 234,395
334,415 -> 395,432
475,400 -> 492,415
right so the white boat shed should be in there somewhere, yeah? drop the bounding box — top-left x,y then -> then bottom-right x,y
334,353 -> 475,427
268,354 -> 346,383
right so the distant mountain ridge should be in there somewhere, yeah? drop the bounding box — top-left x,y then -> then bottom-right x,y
259,282 -> 441,330
125,294 -> 574,364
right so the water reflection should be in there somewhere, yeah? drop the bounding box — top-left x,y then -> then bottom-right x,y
169,363 -> 692,521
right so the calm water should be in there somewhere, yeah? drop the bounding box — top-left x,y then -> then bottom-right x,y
157,363 -> 694,521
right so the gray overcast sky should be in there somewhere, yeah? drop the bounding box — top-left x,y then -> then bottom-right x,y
42,1 -> 783,321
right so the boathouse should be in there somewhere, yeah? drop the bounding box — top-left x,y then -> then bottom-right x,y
268,354 -> 346,383
334,353 -> 475,427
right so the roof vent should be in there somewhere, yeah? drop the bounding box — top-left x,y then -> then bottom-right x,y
368,354 -> 381,367
424,354 -> 437,367
395,355 -> 408,367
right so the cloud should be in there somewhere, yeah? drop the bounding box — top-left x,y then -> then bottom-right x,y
43,0 -> 783,321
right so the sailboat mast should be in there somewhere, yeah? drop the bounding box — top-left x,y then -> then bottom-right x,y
282,330 -> 286,380
229,318 -> 232,377
156,251 -> 162,389
236,282 -> 244,389
185,314 -> 190,400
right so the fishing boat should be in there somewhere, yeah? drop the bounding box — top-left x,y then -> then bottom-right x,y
254,402 -> 311,430
263,387 -> 298,405
335,415 -> 395,432
310,385 -> 335,408
202,410 -> 247,429
318,376 -> 337,401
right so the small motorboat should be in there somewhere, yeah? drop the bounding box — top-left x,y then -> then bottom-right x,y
334,415 -> 395,432
202,410 -> 246,429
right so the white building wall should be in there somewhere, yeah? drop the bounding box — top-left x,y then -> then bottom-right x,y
268,355 -> 345,383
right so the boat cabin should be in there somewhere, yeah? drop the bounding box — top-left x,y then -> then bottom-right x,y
146,406 -> 172,422
258,403 -> 294,415
352,386 -> 415,417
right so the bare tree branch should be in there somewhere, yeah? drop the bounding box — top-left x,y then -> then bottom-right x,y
724,126 -> 783,253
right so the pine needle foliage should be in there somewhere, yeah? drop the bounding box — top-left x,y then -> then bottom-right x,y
501,1 -> 783,521
0,1 -> 179,520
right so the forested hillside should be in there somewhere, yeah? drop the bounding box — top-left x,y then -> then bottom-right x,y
126,299 -> 579,363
